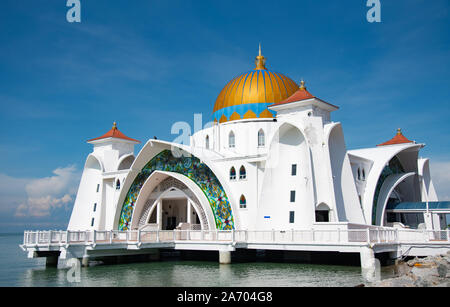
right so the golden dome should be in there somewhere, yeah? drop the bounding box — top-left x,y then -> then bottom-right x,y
213,46 -> 298,123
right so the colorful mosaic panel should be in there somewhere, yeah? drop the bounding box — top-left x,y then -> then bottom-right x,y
118,150 -> 234,230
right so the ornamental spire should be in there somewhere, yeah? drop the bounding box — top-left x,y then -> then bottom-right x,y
255,43 -> 267,70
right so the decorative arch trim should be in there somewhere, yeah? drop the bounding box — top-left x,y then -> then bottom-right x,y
118,150 -> 234,230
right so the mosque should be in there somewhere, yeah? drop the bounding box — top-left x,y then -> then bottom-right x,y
67,47 -> 448,235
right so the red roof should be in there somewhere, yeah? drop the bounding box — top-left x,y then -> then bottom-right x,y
87,122 -> 140,143
377,129 -> 414,146
269,81 -> 337,109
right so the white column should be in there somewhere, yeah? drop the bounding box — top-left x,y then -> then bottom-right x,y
157,201 -> 162,230
360,247 -> 379,282
187,200 -> 192,224
219,251 -> 231,264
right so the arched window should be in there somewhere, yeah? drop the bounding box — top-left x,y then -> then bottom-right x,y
229,131 -> 235,148
240,195 -> 247,209
258,129 -> 265,147
357,168 -> 361,181
205,135 -> 210,149
239,166 -> 246,180
230,167 -> 236,180
116,179 -> 121,190
362,169 -> 366,181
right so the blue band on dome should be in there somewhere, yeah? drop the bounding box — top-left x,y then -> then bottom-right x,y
213,103 -> 276,122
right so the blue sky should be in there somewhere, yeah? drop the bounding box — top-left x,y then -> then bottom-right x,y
0,0 -> 449,232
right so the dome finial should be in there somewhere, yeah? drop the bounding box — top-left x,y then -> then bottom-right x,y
113,122 -> 117,130
299,79 -> 306,90
255,43 -> 266,70
397,128 -> 402,135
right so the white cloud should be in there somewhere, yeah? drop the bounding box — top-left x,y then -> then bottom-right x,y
429,161 -> 450,201
0,166 -> 81,218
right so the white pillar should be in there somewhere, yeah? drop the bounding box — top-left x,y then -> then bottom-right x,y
157,201 -> 162,230
187,200 -> 192,224
219,251 -> 231,264
360,247 -> 379,282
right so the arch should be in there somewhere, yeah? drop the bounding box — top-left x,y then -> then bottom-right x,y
205,135 -> 210,149
117,154 -> 135,171
131,172 -> 215,231
117,149 -> 235,231
315,203 -> 331,222
362,169 -> 366,181
257,121 -> 315,229
230,167 -> 236,180
133,174 -> 213,231
239,195 -> 247,209
258,129 -> 265,147
356,143 -> 423,225
375,172 -> 416,226
326,122 -> 366,224
229,131 -> 235,148
239,166 -> 246,180
85,154 -> 104,172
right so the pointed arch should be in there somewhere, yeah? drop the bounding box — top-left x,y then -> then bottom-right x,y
239,165 -> 246,180
205,135 -> 210,149
258,129 -> 265,147
230,167 -> 236,180
229,131 -> 235,148
239,195 -> 247,209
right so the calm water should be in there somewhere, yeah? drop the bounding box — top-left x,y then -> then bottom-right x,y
1,233 -> 396,287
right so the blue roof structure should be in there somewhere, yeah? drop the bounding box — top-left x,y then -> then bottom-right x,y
387,202 -> 450,211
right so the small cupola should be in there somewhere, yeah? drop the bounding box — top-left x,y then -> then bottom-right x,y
377,128 -> 415,146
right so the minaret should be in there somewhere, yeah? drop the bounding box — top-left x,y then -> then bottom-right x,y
87,122 -> 140,172
68,122 -> 140,231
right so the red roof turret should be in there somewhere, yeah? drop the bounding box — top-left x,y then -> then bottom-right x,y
377,128 -> 414,146
87,122 -> 140,143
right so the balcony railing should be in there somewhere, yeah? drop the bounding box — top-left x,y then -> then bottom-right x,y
22,228 -> 450,247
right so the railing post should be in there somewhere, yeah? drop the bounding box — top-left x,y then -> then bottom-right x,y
337,228 -> 340,243
272,229 -> 275,242
447,229 -> 450,242
93,230 -> 97,244
156,230 -> 160,243
137,230 -> 141,245
173,230 -> 176,242
109,230 -> 113,244
232,229 -> 235,243
377,229 -> 381,243
312,229 -> 315,242
291,229 -> 294,242
366,228 -> 370,244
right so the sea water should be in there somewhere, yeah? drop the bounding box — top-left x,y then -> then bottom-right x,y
0,233 -> 396,287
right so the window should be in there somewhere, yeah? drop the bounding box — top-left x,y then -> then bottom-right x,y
240,195 -> 247,209
230,167 -> 236,180
357,168 -> 361,181
289,211 -> 295,223
229,131 -> 235,148
116,179 -> 121,190
291,164 -> 297,176
239,166 -> 246,180
91,218 -> 95,227
205,135 -> 210,149
93,203 -> 97,212
362,169 -> 366,181
258,129 -> 265,147
290,190 -> 296,202
315,210 -> 330,222
96,184 -> 100,193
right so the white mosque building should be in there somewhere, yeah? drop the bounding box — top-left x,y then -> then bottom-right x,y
67,48 -> 447,236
